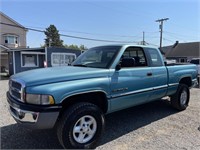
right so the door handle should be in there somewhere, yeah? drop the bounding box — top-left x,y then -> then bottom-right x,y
147,72 -> 153,76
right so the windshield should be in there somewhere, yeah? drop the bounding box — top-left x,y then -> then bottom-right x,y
72,46 -> 121,68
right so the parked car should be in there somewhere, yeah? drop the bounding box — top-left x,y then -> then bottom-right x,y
190,58 -> 200,75
7,44 -> 198,149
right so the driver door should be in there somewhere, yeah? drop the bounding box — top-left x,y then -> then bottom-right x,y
110,47 -> 154,112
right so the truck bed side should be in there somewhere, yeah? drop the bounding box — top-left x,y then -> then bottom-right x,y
166,64 -> 197,96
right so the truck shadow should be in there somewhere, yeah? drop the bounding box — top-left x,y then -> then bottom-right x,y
99,99 -> 177,146
1,100 -> 178,149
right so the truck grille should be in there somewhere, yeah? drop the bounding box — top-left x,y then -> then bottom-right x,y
9,80 -> 24,102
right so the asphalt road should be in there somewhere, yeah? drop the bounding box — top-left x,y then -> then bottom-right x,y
0,78 -> 200,150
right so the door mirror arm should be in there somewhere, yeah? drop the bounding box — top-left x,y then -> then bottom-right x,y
116,63 -> 121,71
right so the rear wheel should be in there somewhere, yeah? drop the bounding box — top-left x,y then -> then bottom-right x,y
170,84 -> 190,110
57,102 -> 105,149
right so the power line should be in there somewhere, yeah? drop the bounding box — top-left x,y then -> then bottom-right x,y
164,31 -> 198,39
0,22 -> 138,43
0,22 -> 161,47
59,29 -> 142,38
145,42 -> 159,47
24,22 -> 159,39
26,25 -> 143,38
59,33 -> 136,43
163,38 -> 175,43
164,33 -> 188,43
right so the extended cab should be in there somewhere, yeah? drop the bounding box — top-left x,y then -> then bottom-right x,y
7,45 -> 198,149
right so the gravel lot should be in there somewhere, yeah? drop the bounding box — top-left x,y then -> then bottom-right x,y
0,78 -> 200,150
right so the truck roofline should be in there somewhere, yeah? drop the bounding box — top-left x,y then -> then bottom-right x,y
90,44 -> 158,49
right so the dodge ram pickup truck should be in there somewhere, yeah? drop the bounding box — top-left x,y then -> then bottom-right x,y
7,44 -> 198,149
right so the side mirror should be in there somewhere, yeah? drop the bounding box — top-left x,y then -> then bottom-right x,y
116,63 -> 121,70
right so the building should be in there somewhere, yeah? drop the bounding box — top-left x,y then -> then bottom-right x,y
8,47 -> 82,75
0,12 -> 28,73
0,12 -> 27,48
164,41 -> 200,63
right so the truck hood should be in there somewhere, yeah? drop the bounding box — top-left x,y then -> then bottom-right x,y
11,66 -> 110,87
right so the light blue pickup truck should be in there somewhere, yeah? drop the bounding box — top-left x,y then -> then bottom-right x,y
7,45 -> 198,149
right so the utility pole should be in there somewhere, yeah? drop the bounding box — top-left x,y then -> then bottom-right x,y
156,18 -> 169,50
142,31 -> 145,45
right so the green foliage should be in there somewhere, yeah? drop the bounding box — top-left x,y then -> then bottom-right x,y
44,24 -> 87,50
79,44 -> 87,50
64,44 -> 87,50
44,25 -> 64,47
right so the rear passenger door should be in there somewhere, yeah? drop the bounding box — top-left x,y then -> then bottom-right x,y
145,48 -> 168,100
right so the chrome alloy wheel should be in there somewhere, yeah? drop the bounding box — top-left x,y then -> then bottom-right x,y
180,89 -> 187,105
73,115 -> 97,144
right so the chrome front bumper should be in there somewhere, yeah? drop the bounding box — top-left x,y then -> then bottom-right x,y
9,105 -> 39,123
7,92 -> 61,129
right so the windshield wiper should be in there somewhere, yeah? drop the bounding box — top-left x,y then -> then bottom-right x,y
73,64 -> 88,67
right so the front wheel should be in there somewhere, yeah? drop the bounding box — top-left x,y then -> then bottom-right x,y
57,102 -> 105,149
170,84 -> 190,111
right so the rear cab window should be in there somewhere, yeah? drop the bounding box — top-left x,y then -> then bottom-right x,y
146,48 -> 164,67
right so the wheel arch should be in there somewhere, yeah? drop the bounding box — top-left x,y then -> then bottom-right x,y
60,91 -> 108,114
179,76 -> 192,87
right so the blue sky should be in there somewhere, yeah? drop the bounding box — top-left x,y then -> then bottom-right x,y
1,0 -> 199,48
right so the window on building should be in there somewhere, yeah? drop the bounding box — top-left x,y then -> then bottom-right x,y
51,53 -> 76,67
180,58 -> 186,63
4,35 -> 19,44
21,54 -> 38,67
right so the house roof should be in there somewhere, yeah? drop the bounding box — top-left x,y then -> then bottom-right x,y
161,45 -> 173,54
164,42 -> 200,57
158,48 -> 165,55
8,47 -> 45,52
0,11 -> 27,31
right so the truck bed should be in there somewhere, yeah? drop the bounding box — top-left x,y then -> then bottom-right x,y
166,63 -> 189,66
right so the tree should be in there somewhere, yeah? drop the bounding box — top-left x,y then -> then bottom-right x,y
44,25 -> 64,47
64,44 -> 87,50
79,44 -> 87,50
67,44 -> 79,50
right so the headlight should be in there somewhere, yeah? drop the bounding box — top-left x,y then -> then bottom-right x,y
26,94 -> 55,105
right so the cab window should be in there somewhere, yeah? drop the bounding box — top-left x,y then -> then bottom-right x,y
147,48 -> 163,67
121,47 -> 147,67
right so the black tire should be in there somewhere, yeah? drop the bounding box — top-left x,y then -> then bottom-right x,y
170,84 -> 190,111
57,102 -> 105,149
